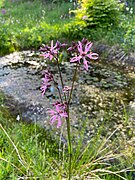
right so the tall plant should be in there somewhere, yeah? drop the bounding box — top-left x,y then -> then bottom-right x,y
39,39 -> 98,179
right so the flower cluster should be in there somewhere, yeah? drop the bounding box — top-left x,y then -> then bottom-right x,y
47,101 -> 68,128
40,40 -> 67,61
68,38 -> 98,71
40,38 -> 98,128
40,70 -> 54,96
40,38 -> 99,179
40,40 -> 58,60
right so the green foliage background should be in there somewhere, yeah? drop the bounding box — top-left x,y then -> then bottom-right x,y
74,0 -> 123,28
0,0 -> 134,55
0,0 -> 73,55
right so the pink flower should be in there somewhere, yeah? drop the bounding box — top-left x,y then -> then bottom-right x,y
40,40 -> 58,60
55,41 -> 67,50
42,69 -> 54,82
40,83 -> 51,96
67,41 -> 78,52
52,101 -> 67,111
40,40 -> 67,60
40,70 -> 54,96
70,39 -> 98,70
47,102 -> 68,128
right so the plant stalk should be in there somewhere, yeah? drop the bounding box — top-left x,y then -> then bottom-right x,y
66,106 -> 72,180
55,56 -> 64,88
55,55 -> 67,102
55,56 -> 78,179
68,64 -> 78,104
66,64 -> 78,179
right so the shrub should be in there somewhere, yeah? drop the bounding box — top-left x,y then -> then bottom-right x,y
74,0 -> 124,28
0,27 -> 19,55
123,23 -> 135,51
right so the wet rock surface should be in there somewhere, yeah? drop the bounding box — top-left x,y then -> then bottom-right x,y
0,51 -> 135,142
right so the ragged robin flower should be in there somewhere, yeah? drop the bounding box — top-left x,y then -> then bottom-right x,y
40,40 -> 58,60
40,70 -> 54,96
47,102 -> 68,128
40,40 -> 67,60
69,39 -> 98,70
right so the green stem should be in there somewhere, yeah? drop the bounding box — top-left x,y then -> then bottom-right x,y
55,56 -> 64,88
68,65 -> 78,105
54,56 -> 78,179
54,56 -> 67,102
66,106 -> 72,180
66,65 -> 78,179
57,87 -> 63,103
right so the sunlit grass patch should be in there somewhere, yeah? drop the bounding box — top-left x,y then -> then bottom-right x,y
0,98 -> 134,179
0,0 -> 74,55
0,114 -> 59,179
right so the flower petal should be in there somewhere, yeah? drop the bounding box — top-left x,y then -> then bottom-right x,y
83,59 -> 89,71
60,112 -> 68,118
85,42 -> 92,52
57,116 -> 62,128
87,53 -> 98,60
70,56 -> 80,63
77,41 -> 83,53
40,53 -> 50,59
50,115 -> 57,125
51,40 -> 54,49
47,109 -> 56,116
